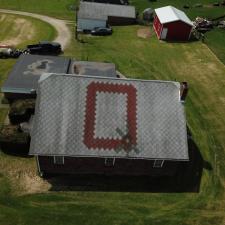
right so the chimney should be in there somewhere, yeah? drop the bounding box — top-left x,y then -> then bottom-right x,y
180,82 -> 188,102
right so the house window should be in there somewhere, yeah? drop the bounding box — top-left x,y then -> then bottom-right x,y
153,160 -> 164,168
104,158 -> 115,167
53,156 -> 64,165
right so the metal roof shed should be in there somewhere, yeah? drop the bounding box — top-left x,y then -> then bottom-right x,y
1,55 -> 70,100
77,2 -> 136,31
153,6 -> 193,41
30,74 -> 189,176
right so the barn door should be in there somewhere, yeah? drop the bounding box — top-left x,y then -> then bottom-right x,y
161,28 -> 168,40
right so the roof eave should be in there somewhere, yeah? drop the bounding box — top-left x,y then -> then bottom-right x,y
160,19 -> 193,27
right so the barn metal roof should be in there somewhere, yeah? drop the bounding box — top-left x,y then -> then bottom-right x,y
1,55 -> 70,94
155,6 -> 193,26
78,1 -> 136,20
30,74 -> 189,161
68,61 -> 117,78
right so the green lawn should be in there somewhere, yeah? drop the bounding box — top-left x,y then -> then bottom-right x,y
0,0 -> 78,20
205,28 -> 225,64
0,2 -> 225,225
131,0 -> 225,19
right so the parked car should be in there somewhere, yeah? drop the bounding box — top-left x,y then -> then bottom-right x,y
0,47 -> 22,58
26,41 -> 62,55
91,27 -> 113,36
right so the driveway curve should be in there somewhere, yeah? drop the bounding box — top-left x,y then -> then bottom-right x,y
0,9 -> 72,50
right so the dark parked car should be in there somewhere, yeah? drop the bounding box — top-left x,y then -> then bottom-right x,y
91,27 -> 113,36
27,41 -> 62,55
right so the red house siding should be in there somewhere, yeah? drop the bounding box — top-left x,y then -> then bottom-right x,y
153,16 -> 192,41
163,21 -> 192,41
153,15 -> 163,39
37,156 -> 180,177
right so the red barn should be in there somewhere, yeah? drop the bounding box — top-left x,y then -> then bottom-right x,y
30,74 -> 189,177
153,6 -> 193,41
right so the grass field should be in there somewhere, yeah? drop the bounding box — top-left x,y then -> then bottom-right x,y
0,0 -> 224,65
0,0 -> 78,20
131,0 -> 225,19
0,1 -> 225,225
205,28 -> 225,64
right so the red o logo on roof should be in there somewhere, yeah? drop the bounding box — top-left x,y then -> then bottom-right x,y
83,82 -> 137,151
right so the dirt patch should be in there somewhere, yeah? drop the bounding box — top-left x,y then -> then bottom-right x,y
0,18 -> 35,46
219,97 -> 225,105
203,4 -> 214,8
0,157 -> 51,195
0,14 -> 6,22
9,169 -> 51,195
19,172 -> 51,195
137,28 -> 151,39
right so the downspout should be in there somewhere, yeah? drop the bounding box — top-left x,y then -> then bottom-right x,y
36,156 -> 43,177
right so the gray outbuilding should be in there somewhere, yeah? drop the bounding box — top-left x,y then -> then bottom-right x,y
1,54 -> 70,100
77,1 -> 136,31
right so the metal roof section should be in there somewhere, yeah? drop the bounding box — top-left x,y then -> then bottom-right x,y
78,1 -> 136,20
69,61 -> 117,78
1,55 -> 70,94
30,74 -> 189,161
155,6 -> 193,26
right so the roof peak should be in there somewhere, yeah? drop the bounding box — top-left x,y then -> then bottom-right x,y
155,5 -> 193,26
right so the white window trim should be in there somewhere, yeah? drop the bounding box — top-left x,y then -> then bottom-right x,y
104,158 -> 116,166
53,156 -> 65,165
153,160 -> 164,168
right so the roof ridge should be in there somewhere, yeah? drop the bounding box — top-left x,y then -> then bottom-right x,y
169,5 -> 181,21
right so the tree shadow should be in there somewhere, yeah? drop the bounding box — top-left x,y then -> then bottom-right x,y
0,141 -> 31,158
0,127 -> 31,158
47,127 -> 210,193
165,37 -> 199,43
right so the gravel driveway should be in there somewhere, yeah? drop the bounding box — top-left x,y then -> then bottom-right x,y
0,9 -> 72,50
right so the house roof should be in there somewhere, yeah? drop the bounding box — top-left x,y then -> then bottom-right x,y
30,74 -> 189,161
1,55 -> 70,94
78,1 -> 136,20
155,6 -> 193,26
68,61 -> 117,78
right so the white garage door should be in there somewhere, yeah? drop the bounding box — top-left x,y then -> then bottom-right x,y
161,28 -> 168,40
77,18 -> 107,31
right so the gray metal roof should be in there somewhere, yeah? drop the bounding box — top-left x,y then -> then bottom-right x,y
78,1 -> 136,20
69,61 -> 117,78
30,74 -> 189,160
1,55 -> 70,94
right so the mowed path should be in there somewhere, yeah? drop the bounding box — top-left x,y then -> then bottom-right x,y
0,9 -> 72,50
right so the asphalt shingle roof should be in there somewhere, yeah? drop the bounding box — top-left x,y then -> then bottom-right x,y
30,74 -> 189,161
1,55 -> 70,94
